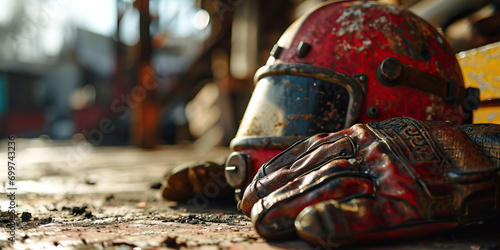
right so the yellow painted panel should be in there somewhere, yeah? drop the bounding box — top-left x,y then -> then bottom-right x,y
473,106 -> 500,124
457,42 -> 500,124
457,41 -> 500,101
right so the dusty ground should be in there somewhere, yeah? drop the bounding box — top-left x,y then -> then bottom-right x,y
1,138 -> 500,249
0,138 -> 315,249
0,191 -> 263,249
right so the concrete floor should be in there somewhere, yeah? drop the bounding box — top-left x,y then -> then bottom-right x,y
1,138 -> 500,249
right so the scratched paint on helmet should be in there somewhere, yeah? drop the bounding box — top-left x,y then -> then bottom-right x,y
272,1 -> 466,124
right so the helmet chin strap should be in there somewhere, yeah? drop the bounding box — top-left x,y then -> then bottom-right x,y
376,57 -> 480,113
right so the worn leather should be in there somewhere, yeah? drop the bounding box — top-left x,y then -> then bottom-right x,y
241,117 -> 500,246
161,161 -> 233,202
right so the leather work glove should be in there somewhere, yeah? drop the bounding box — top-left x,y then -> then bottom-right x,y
161,161 -> 234,202
241,117 -> 500,247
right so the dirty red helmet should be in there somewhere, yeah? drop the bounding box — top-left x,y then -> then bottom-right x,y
225,0 -> 479,193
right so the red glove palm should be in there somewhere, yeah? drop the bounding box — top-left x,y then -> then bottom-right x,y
241,117 -> 500,246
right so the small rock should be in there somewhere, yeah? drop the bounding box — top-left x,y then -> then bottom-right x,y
150,182 -> 162,189
40,217 -> 53,224
21,212 -> 32,222
163,236 -> 187,248
104,194 -> 114,201
85,175 -> 97,185
72,206 -> 87,215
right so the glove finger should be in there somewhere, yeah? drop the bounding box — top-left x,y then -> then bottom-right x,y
250,161 -> 374,239
295,198 -> 458,247
161,164 -> 195,202
255,132 -> 356,180
188,162 -> 234,199
256,133 -> 343,175
241,135 -> 358,215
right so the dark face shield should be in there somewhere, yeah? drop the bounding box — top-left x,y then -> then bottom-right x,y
231,63 -> 364,151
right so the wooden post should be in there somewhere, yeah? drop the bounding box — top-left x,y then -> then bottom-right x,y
131,0 -> 159,148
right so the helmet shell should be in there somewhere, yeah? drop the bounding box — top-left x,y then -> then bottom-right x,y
269,1 -> 466,125
227,1 -> 470,189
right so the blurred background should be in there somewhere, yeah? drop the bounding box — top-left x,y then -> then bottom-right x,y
0,0 -> 499,149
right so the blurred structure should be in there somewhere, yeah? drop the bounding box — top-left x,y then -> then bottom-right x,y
0,0 -> 499,148
0,0 -> 116,142
0,0 -> 294,147
409,0 -> 500,51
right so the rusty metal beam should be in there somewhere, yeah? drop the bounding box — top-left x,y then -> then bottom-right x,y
131,0 -> 160,148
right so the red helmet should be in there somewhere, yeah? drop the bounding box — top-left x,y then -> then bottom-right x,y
225,1 -> 479,193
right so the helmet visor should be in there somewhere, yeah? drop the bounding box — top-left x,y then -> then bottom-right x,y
232,63 -> 363,150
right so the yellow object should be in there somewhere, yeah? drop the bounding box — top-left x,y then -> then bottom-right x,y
457,41 -> 500,124
472,106 -> 500,124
